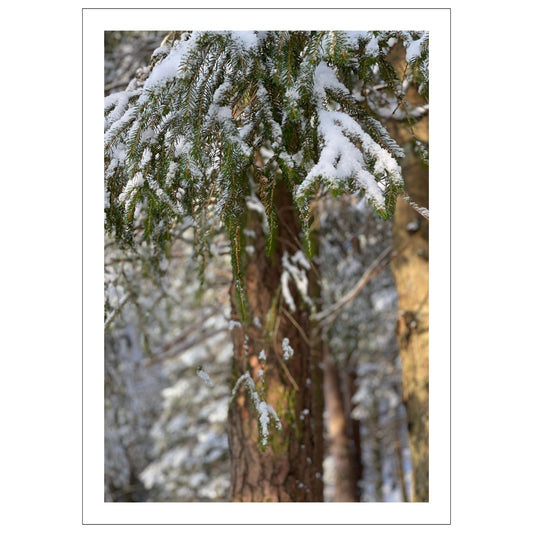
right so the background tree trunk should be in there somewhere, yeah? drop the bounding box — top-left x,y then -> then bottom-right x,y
227,183 -> 324,502
324,349 -> 363,501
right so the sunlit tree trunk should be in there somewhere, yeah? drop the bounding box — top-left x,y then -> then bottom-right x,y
227,183 -> 324,501
389,100 -> 429,503
385,43 -> 430,503
390,161 -> 429,502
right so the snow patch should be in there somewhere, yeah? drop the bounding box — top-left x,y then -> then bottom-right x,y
282,337 -> 294,361
197,368 -> 214,387
231,31 -> 259,51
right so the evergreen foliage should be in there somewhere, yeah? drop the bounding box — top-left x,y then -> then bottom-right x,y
104,30 -> 429,315
103,31 -> 428,499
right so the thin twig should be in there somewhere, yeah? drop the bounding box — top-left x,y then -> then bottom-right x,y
403,195 -> 429,220
314,245 -> 394,327
275,352 -> 300,392
282,307 -> 311,346
143,326 -> 229,366
153,307 -> 223,355
104,294 -> 131,329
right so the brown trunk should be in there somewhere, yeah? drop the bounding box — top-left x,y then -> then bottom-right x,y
324,350 -> 362,501
389,128 -> 429,503
386,42 -> 430,503
391,176 -> 429,502
343,368 -> 363,500
227,182 -> 324,502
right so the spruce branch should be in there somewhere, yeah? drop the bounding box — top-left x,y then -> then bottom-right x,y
105,31 -> 429,303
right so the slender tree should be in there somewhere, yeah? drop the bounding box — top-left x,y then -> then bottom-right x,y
104,30 -> 428,501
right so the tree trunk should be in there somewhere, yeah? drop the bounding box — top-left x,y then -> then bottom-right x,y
227,182 -> 324,502
324,349 -> 362,501
390,166 -> 429,502
343,367 -> 363,500
385,42 -> 430,503
389,132 -> 429,502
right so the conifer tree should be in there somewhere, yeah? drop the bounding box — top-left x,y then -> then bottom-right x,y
104,30 -> 429,502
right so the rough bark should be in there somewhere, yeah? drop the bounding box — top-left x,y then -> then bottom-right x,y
390,169 -> 429,502
389,116 -> 429,502
385,42 -> 430,503
227,183 -> 324,502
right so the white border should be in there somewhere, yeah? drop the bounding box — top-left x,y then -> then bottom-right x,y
83,7 -> 450,525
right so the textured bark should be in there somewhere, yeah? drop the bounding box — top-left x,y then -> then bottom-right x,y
391,184 -> 429,502
227,183 -> 324,502
391,175 -> 429,502
385,42 -> 430,503
389,126 -> 429,502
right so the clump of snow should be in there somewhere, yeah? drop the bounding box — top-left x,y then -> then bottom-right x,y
231,31 -> 259,51
197,368 -> 214,387
344,31 -> 372,47
405,31 -> 428,63
282,337 -> 294,361
312,61 -> 349,103
364,35 -> 380,57
228,320 -> 241,331
281,270 -> 295,312
281,251 -> 313,313
139,147 -> 152,169
143,32 -> 199,93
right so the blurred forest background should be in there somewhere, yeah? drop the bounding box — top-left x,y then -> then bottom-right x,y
104,31 -> 428,503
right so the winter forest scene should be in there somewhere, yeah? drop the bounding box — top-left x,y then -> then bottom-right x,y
104,29 -> 429,503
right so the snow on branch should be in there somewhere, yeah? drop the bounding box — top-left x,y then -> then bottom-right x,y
281,250 -> 313,313
297,109 -> 399,210
403,195 -> 429,220
231,372 -> 282,447
295,61 -> 404,215
282,337 -> 294,361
